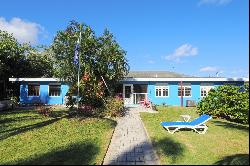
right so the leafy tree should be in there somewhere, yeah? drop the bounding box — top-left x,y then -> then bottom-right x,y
51,21 -> 129,107
197,84 -> 249,124
0,30 -> 53,99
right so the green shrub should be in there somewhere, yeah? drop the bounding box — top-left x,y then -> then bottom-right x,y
36,105 -> 54,117
65,95 -> 77,109
197,84 -> 249,124
104,97 -> 125,117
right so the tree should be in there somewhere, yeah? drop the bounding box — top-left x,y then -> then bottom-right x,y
51,21 -> 129,107
0,30 -> 53,99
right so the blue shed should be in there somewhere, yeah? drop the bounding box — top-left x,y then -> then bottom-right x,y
9,78 -> 69,105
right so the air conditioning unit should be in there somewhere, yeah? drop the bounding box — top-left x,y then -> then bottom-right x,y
186,100 -> 196,107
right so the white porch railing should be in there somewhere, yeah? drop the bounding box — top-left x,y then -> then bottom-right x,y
133,93 -> 148,104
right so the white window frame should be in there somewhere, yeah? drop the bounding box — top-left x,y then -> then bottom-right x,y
178,83 -> 192,97
48,83 -> 61,97
155,83 -> 169,97
28,83 -> 40,97
200,83 -> 214,97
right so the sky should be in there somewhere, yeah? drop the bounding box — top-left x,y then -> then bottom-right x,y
0,0 -> 249,78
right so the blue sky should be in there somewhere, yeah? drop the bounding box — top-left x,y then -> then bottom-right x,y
0,0 -> 249,77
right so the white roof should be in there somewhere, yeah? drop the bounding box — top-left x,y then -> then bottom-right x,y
9,77 -> 249,82
9,78 -> 61,82
122,77 -> 249,82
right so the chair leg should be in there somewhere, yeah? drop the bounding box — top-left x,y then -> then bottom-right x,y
193,125 -> 208,134
165,127 -> 180,134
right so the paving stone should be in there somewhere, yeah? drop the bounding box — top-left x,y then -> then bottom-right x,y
118,161 -> 136,165
117,155 -> 127,162
135,155 -> 144,162
135,161 -> 145,165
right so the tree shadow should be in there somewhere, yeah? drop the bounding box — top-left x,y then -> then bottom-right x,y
105,137 -> 185,165
211,120 -> 249,132
5,141 -> 100,165
0,108 -> 36,115
153,137 -> 185,163
0,116 -> 42,125
0,117 -> 62,141
214,154 -> 249,165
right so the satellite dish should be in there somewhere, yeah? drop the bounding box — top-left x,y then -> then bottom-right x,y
216,71 -> 222,77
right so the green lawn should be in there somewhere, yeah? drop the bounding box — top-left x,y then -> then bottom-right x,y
0,107 -> 116,165
140,106 -> 249,165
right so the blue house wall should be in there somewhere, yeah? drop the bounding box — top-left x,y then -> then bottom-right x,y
123,81 -> 244,106
20,81 -> 69,105
19,80 -> 245,106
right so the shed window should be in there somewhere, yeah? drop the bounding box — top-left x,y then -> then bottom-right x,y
200,83 -> 214,97
49,84 -> 61,96
28,83 -> 40,96
155,84 -> 169,97
178,83 -> 191,97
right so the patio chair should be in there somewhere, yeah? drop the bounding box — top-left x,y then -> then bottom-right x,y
139,98 -> 152,109
160,114 -> 212,134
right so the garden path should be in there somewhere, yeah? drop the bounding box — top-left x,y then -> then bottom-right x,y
103,107 -> 160,165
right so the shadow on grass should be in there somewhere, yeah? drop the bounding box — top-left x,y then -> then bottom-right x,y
0,106 -> 117,141
8,141 -> 100,165
0,116 -> 42,124
153,137 -> 185,164
211,120 -> 249,132
0,109 -> 37,115
214,154 -> 249,165
0,117 -> 62,141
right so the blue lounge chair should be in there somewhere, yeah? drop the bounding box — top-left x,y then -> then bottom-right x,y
160,114 -> 212,134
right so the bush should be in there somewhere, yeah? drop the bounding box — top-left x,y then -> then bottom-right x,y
197,84 -> 249,124
65,95 -> 77,109
36,105 -> 54,117
66,96 -> 125,118
73,105 -> 105,118
104,96 -> 125,118
10,96 -> 19,107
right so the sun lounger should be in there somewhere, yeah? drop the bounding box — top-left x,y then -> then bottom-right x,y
160,114 -> 212,134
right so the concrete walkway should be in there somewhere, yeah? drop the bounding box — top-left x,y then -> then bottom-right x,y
103,107 -> 160,165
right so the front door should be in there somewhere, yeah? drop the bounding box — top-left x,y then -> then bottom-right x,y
123,84 -> 133,105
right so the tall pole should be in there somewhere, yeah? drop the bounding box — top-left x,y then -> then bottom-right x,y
180,80 -> 183,107
77,25 -> 82,110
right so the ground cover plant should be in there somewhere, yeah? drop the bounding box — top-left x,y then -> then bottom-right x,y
140,106 -> 249,165
0,107 -> 116,165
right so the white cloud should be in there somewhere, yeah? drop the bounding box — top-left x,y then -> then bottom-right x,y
0,17 -> 45,44
198,0 -> 232,6
199,66 -> 218,72
165,43 -> 198,62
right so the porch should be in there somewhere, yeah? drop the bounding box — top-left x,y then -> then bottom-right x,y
123,84 -> 148,106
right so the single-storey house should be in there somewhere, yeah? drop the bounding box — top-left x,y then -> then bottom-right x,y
9,71 -> 249,107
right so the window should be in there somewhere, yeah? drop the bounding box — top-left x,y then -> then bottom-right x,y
28,83 -> 40,96
178,83 -> 191,97
49,84 -> 61,96
200,83 -> 213,97
124,85 -> 131,98
224,82 -> 237,85
133,84 -> 147,93
155,84 -> 169,97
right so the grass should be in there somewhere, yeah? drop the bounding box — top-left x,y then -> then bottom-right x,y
0,107 -> 116,165
140,106 -> 249,165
